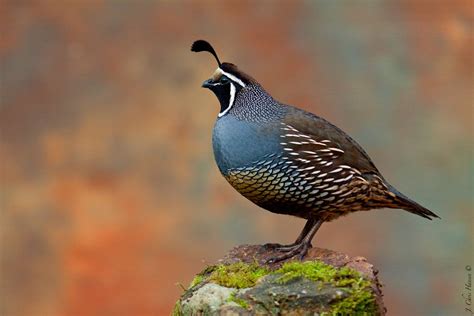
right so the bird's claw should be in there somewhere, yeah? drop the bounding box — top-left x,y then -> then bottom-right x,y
264,242 -> 312,264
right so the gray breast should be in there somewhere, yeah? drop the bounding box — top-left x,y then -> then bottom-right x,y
212,114 -> 282,175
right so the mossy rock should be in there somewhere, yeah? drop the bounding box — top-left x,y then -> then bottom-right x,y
174,259 -> 382,315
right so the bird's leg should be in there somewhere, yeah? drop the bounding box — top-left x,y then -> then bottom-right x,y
263,218 -> 316,250
272,218 -> 317,252
266,219 -> 323,264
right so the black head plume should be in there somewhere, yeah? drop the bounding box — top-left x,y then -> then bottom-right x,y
191,40 -> 221,67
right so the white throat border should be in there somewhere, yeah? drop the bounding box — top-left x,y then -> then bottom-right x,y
217,68 -> 246,118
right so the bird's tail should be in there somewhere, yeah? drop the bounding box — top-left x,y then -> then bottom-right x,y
386,184 -> 440,220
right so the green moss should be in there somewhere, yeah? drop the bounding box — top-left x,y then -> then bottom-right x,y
188,265 -> 218,289
227,291 -> 251,310
274,261 -> 376,314
275,261 -> 339,284
184,260 -> 376,314
329,284 -> 376,315
328,272 -> 377,315
207,262 -> 269,288
171,300 -> 182,316
189,274 -> 204,288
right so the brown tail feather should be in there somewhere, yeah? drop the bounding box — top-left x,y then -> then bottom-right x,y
387,184 -> 440,220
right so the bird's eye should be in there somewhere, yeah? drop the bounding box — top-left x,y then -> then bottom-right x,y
220,76 -> 229,84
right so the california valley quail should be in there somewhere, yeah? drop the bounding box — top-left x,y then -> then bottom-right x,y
191,40 -> 439,263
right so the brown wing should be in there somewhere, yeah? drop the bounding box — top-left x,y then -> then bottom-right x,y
282,106 -> 380,176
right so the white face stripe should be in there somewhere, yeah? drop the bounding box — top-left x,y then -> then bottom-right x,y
218,82 -> 236,117
217,68 -> 246,87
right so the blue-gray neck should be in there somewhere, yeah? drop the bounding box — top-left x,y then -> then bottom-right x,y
212,84 -> 287,174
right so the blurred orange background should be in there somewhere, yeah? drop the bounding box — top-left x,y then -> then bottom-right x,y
1,1 -> 472,315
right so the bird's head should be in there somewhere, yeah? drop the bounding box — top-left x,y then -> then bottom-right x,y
191,40 -> 256,117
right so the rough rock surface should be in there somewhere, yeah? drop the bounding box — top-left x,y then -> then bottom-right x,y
174,245 -> 386,315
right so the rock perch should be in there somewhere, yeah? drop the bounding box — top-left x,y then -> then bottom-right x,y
173,245 -> 386,315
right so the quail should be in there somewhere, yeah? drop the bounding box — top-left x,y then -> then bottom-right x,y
191,40 -> 439,263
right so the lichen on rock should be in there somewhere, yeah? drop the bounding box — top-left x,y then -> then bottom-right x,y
174,245 -> 385,315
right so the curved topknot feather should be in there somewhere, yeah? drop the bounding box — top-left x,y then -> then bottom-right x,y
191,40 -> 221,66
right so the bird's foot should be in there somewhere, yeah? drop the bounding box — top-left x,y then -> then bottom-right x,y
265,241 -> 312,264
262,242 -> 297,251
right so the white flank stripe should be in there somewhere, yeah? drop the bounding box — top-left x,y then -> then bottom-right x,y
329,147 -> 344,153
296,158 -> 310,163
334,174 -> 354,183
310,140 -> 327,146
339,165 -> 352,169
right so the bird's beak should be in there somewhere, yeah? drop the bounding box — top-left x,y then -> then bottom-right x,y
202,79 -> 214,88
